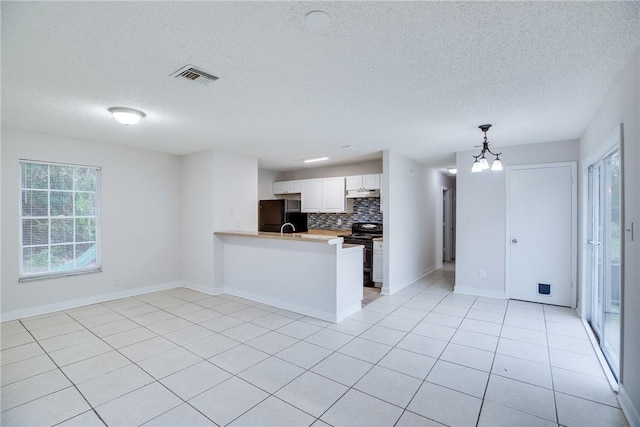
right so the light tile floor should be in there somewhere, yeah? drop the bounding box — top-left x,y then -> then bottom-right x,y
0,264 -> 628,426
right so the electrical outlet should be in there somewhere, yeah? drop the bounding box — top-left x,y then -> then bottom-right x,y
114,279 -> 121,287
337,219 -> 342,226
479,269 -> 487,279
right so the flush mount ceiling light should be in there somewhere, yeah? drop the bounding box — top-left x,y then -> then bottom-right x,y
108,107 -> 145,125
447,168 -> 457,175
304,156 -> 329,163
471,124 -> 503,172
305,10 -> 331,29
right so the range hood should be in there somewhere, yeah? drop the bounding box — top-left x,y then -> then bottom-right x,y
346,189 -> 380,198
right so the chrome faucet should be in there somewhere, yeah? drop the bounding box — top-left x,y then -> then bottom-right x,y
280,222 -> 295,236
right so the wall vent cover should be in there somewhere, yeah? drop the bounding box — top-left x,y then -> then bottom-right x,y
170,65 -> 219,85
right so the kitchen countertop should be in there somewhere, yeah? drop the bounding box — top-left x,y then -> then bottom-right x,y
214,230 -> 344,244
373,237 -> 383,241
306,228 -> 350,236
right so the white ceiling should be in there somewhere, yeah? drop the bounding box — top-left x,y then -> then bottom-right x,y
2,1 -> 639,171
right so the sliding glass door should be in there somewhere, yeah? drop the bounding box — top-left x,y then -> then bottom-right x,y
588,149 -> 621,379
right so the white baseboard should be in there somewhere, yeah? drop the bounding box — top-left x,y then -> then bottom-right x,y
1,281 -> 184,322
224,288 -> 338,323
619,385 -> 640,427
453,285 -> 507,300
381,262 -> 443,296
336,302 -> 362,323
180,281 -> 224,296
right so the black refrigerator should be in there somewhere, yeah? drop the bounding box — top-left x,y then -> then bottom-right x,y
259,199 -> 308,233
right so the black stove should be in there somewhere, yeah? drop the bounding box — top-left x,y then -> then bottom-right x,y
340,223 -> 383,287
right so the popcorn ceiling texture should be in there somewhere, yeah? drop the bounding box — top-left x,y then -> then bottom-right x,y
2,2 -> 638,170
309,198 -> 382,230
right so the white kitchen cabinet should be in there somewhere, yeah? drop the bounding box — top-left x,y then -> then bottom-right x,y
362,174 -> 380,190
273,180 -> 302,194
301,179 -> 322,212
322,177 -> 346,213
373,239 -> 383,286
345,176 -> 363,191
345,174 -> 380,191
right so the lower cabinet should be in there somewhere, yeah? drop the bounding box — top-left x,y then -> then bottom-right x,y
373,240 -> 383,286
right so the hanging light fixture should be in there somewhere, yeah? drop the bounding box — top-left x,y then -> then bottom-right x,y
471,124 -> 503,172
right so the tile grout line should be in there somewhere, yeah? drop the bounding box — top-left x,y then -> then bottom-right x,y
473,298 -> 508,427
5,270 -> 623,427
15,318 -> 109,426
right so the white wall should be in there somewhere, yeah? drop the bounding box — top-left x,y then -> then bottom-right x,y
181,148 -> 258,293
455,139 -> 579,298
1,128 -> 183,319
383,150 -> 442,294
276,159 -> 382,181
212,150 -> 258,233
258,168 -> 279,200
579,49 -> 640,427
181,150 -> 215,290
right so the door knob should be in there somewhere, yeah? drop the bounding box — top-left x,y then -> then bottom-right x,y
511,238 -> 518,244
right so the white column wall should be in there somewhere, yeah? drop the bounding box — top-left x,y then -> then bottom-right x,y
181,150 -> 215,291
383,150 -> 442,295
181,148 -> 258,293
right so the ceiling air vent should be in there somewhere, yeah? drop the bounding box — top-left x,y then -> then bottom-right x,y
170,65 -> 219,85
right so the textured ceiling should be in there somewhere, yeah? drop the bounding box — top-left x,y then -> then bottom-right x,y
2,1 -> 639,170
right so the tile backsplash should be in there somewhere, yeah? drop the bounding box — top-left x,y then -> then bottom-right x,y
308,198 -> 382,230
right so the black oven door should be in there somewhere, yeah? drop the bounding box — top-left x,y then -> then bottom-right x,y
343,238 -> 374,287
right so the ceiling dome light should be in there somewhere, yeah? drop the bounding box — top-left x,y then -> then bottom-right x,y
305,10 -> 331,30
108,107 -> 145,125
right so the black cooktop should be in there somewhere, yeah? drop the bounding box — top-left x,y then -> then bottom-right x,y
340,222 -> 383,240
342,234 -> 379,240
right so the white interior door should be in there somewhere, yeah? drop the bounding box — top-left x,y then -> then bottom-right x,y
507,163 -> 576,307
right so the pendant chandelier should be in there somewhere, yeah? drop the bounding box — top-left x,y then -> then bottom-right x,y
471,124 -> 503,172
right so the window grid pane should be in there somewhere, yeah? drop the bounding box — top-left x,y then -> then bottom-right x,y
20,161 -> 100,277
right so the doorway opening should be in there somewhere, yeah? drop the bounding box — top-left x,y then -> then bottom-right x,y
443,188 -> 456,262
588,148 -> 622,380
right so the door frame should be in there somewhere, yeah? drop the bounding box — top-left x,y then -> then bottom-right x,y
582,123 -> 624,382
505,162 -> 578,308
443,188 -> 454,262
580,124 -> 624,319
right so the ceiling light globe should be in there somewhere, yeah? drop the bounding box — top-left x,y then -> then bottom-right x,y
108,107 -> 145,125
471,161 -> 482,173
479,157 -> 490,170
491,159 -> 503,171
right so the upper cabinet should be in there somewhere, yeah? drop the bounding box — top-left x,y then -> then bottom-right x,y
301,179 -> 322,212
299,177 -> 351,213
322,177 -> 347,213
345,174 -> 380,191
273,180 -> 302,194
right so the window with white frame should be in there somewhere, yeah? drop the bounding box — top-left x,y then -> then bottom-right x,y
20,161 -> 101,280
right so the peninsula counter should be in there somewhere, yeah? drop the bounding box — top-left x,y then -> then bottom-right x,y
213,231 -> 364,323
